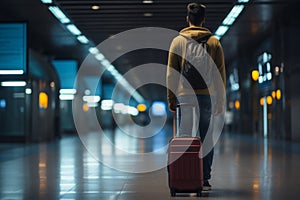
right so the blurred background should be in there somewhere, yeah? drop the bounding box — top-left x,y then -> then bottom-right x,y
1,0 -> 299,142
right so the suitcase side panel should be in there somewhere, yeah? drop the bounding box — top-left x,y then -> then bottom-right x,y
168,138 -> 203,191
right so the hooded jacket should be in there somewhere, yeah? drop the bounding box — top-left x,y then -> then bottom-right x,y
166,26 -> 226,109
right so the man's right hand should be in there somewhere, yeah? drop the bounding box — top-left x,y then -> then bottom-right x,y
169,102 -> 176,113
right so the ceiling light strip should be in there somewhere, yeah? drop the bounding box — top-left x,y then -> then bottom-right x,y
215,25 -> 229,36
42,1 -> 144,103
89,48 -> 144,103
1,81 -> 26,87
77,35 -> 89,44
214,0 -> 248,39
41,0 -> 52,4
48,6 -> 70,24
46,3 -> 89,45
66,24 -> 82,35
142,0 -> 154,4
0,70 -> 24,75
238,0 -> 249,3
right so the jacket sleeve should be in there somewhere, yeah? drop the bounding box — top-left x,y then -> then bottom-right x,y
214,40 -> 226,106
215,41 -> 226,86
166,38 -> 181,110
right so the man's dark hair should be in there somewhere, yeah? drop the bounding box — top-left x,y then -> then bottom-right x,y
187,3 -> 206,26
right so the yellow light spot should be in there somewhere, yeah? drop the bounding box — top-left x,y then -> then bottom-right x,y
91,5 -> 100,10
39,163 -> 46,167
137,104 -> 147,112
260,97 -> 264,106
252,70 -> 259,81
253,183 -> 259,190
268,113 -> 272,119
83,104 -> 89,112
267,96 -> 273,105
39,92 -> 48,109
272,91 -> 276,98
276,89 -> 281,100
235,100 -> 240,110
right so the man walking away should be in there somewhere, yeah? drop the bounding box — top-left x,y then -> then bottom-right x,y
166,2 -> 226,191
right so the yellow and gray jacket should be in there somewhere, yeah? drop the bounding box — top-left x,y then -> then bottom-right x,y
166,26 -> 226,108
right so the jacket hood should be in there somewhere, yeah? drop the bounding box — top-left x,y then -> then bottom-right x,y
179,26 -> 212,40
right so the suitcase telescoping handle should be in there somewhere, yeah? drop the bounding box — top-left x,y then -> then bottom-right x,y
173,103 -> 196,138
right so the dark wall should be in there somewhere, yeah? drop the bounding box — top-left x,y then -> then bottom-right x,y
0,49 -> 60,142
285,25 -> 300,141
226,11 -> 300,141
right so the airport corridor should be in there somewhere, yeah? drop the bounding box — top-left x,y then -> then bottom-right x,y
0,127 -> 299,200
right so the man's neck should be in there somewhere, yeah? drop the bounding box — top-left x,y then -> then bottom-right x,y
189,23 -> 203,27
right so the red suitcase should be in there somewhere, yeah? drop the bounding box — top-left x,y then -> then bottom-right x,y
168,106 -> 203,197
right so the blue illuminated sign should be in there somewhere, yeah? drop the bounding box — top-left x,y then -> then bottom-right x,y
0,99 -> 6,108
0,23 -> 27,74
257,52 -> 272,93
151,101 -> 166,116
52,60 -> 77,89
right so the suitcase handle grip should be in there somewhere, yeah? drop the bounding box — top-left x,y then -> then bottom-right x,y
177,103 -> 196,107
173,112 -> 177,138
174,103 -> 198,138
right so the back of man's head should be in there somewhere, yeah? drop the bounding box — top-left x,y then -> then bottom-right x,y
187,3 -> 206,26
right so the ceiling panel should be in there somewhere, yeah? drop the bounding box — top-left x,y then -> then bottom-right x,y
1,0 -> 298,101
56,0 -> 236,44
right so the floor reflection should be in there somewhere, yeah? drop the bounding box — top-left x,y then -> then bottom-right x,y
0,129 -> 300,199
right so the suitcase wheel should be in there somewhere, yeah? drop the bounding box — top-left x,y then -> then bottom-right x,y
197,189 -> 202,197
170,189 -> 176,197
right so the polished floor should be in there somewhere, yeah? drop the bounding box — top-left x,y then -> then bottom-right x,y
1,127 -> 300,200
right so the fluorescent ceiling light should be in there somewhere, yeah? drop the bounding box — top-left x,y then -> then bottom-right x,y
113,103 -> 138,116
106,66 -> 115,74
222,17 -> 235,26
110,70 -> 119,77
144,13 -> 153,17
95,53 -> 105,61
128,106 -> 139,116
1,81 -> 26,87
91,5 -> 100,10
41,0 -> 52,3
0,70 -> 24,75
238,0 -> 249,3
230,5 -> 245,19
89,47 -> 99,54
101,59 -> 110,67
143,0 -> 153,4
77,35 -> 89,44
215,25 -> 229,36
66,24 -> 82,35
83,95 -> 101,103
101,100 -> 114,110
48,6 -> 70,24
59,94 -> 74,100
59,89 -> 76,94
223,5 -> 244,25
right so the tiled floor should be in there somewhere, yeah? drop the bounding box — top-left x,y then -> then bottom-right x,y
1,127 -> 300,200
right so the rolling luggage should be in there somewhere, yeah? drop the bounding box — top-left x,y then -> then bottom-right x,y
168,104 -> 203,197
